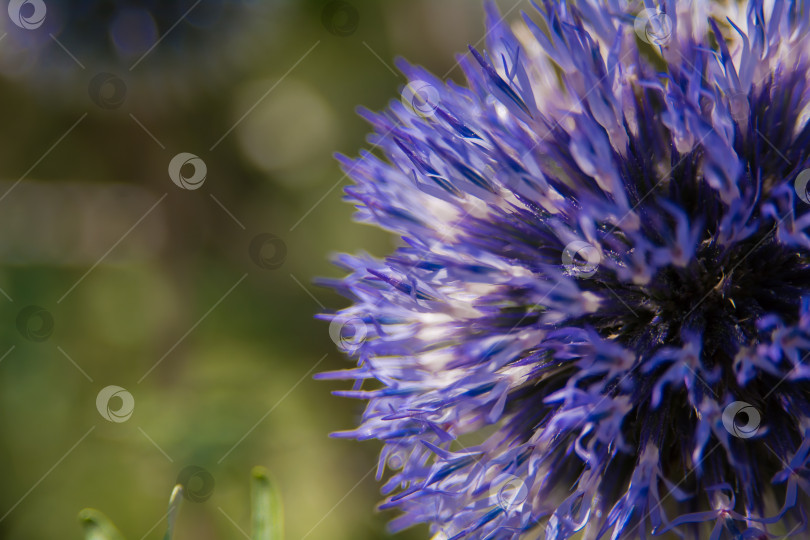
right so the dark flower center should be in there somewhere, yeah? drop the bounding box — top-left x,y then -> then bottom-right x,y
584,229 -> 810,367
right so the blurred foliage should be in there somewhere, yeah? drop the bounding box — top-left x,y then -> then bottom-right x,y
0,1 -> 529,539
78,466 -> 280,540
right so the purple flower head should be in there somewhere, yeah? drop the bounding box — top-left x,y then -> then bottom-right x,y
319,1 -> 810,538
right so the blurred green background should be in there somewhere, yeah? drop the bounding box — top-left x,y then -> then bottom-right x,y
0,1 -> 528,538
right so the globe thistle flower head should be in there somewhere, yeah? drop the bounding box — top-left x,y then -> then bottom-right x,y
320,0 -> 810,538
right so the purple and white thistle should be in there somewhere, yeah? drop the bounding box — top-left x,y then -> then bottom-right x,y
318,1 -> 810,538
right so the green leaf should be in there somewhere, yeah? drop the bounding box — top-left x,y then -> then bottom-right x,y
163,485 -> 183,540
77,509 -> 126,540
250,466 -> 283,540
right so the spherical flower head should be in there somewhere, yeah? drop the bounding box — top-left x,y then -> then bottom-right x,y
319,1 -> 810,538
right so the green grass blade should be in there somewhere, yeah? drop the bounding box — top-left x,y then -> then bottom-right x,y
163,485 -> 183,540
250,466 -> 283,540
77,509 -> 126,540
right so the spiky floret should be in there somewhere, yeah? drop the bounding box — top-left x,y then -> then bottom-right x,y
319,1 -> 810,538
